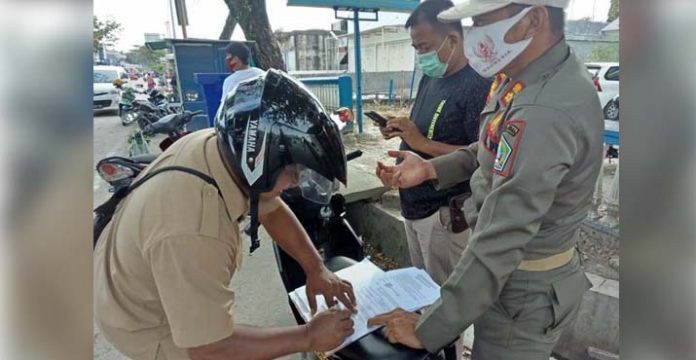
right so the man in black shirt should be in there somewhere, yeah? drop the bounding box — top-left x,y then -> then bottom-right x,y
378,0 -> 490,285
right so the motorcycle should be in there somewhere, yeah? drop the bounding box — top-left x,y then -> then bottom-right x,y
121,88 -> 180,126
266,108 -> 457,360
100,110 -> 203,189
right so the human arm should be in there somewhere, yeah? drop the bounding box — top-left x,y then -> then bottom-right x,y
375,143 -> 479,190
187,308 -> 354,360
260,201 -> 356,313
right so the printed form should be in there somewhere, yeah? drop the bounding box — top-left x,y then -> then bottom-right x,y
289,259 -> 441,354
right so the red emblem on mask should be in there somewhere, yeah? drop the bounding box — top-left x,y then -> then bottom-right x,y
474,35 -> 497,64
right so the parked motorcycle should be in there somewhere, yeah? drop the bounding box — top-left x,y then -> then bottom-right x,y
263,109 -> 457,360
121,88 -> 180,126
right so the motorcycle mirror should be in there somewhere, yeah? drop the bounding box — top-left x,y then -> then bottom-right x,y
334,107 -> 353,123
329,113 -> 346,131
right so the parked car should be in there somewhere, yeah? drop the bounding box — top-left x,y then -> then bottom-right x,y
604,94 -> 619,121
586,62 -> 619,114
94,65 -> 128,114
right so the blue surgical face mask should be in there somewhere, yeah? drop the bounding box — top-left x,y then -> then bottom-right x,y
415,37 -> 455,78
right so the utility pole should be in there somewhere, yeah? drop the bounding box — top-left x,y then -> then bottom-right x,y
168,0 -> 177,38
592,0 -> 597,21
174,0 -> 188,39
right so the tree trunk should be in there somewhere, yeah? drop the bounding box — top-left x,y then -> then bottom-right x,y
222,0 -> 286,70
219,11 -> 237,40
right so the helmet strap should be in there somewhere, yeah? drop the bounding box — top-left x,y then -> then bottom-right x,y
248,192 -> 261,254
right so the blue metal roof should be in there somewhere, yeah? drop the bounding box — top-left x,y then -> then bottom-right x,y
287,0 -> 418,13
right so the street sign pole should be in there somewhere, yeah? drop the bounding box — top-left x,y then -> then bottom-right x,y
352,9 -> 363,133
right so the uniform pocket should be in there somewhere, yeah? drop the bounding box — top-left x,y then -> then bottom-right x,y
546,271 -> 592,335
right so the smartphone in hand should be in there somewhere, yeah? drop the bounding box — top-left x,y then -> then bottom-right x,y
364,111 -> 389,127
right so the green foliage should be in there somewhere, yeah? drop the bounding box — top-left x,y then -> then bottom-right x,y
607,0 -> 619,22
151,62 -> 168,75
126,46 -> 167,68
588,43 -> 619,62
94,16 -> 122,53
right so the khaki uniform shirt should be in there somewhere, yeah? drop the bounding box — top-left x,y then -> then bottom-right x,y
415,40 -> 604,352
94,129 -> 280,359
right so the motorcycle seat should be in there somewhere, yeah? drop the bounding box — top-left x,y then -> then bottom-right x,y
149,114 -> 181,134
129,154 -> 158,164
320,256 -> 436,360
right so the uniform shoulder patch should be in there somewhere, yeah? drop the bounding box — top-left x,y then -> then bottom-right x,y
493,120 -> 526,177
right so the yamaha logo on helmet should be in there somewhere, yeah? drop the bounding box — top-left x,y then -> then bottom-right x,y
241,115 -> 267,186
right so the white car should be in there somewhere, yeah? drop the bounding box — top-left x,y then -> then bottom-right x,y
586,62 -> 620,112
94,65 -> 127,113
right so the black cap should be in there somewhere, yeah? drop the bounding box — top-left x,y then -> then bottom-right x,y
224,42 -> 251,64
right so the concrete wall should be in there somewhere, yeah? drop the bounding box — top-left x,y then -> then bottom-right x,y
278,31 -> 338,72
568,38 -> 620,62
346,26 -> 414,73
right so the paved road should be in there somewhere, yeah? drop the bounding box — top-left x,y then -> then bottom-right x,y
92,111 -> 303,360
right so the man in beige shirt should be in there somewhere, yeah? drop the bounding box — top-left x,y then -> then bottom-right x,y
95,70 -> 356,360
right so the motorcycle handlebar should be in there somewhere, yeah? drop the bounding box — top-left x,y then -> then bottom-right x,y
346,150 -> 362,162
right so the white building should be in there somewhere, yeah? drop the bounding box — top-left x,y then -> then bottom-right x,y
144,33 -> 164,44
343,25 -> 414,73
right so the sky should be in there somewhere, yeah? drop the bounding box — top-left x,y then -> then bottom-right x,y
94,0 -> 612,52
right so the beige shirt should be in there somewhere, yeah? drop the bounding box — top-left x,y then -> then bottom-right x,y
94,129 -> 280,359
416,40 -> 604,351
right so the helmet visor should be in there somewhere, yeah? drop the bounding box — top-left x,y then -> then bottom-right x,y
296,165 -> 340,204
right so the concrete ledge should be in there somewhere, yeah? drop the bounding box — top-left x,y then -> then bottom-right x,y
345,201 -> 411,267
346,200 -> 620,360
339,162 -> 389,204
581,219 -> 619,250
554,275 -> 619,360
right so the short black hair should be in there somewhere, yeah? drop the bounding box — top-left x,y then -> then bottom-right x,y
405,0 -> 464,36
509,4 -> 565,36
225,42 -> 251,64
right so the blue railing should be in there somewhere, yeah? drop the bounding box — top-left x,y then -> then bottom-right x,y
194,73 -> 353,129
299,75 -> 353,111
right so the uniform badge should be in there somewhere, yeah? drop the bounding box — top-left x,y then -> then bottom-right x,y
505,123 -> 520,136
492,120 -> 526,177
486,111 -> 505,142
494,136 -> 512,173
486,73 -> 507,104
500,81 -> 525,107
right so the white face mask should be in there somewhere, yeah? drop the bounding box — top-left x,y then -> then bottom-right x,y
464,7 -> 534,78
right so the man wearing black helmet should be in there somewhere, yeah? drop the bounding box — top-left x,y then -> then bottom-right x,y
94,70 -> 356,360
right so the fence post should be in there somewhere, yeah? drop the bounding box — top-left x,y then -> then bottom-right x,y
588,144 -> 608,220
337,75 -> 353,109
337,75 -> 355,133
387,79 -> 394,106
602,162 -> 620,228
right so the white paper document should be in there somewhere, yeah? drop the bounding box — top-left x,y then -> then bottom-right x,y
288,259 -> 441,354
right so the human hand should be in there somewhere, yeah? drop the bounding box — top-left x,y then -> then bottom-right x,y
386,116 -> 426,150
306,266 -> 357,315
306,308 -> 355,351
375,150 -> 437,189
367,308 -> 424,349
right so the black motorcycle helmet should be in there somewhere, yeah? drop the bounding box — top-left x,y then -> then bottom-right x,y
215,69 -> 347,253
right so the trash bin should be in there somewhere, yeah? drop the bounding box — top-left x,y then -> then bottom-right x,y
193,73 -> 229,127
